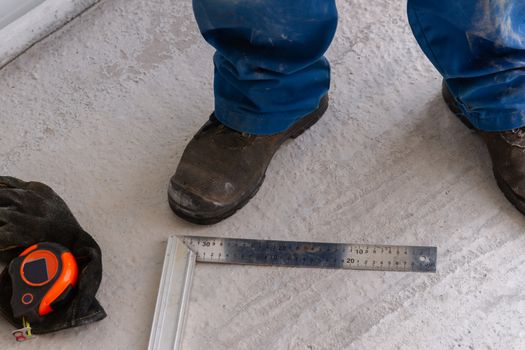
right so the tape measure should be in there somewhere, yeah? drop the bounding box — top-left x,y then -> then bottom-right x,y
8,242 -> 78,335
148,236 -> 437,350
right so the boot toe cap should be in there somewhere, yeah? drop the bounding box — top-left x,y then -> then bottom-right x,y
168,181 -> 229,213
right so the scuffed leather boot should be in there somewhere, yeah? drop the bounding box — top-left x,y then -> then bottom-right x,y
168,95 -> 329,225
443,82 -> 525,214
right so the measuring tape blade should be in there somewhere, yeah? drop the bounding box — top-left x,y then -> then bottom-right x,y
180,236 -> 436,273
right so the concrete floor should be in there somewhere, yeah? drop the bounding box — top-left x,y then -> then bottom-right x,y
1,0 -> 525,349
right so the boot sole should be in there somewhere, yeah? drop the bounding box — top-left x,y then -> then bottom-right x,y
169,95 -> 329,225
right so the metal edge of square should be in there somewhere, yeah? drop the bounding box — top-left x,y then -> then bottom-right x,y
148,236 -> 196,350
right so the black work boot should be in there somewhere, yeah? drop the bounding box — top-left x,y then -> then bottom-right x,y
168,95 -> 329,225
443,82 -> 525,214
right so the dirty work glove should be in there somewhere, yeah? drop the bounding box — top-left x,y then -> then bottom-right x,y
0,176 -> 106,334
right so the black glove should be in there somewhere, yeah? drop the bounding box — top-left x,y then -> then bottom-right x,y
0,176 -> 106,334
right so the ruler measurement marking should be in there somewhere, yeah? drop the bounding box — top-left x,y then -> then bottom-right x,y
184,237 -> 436,273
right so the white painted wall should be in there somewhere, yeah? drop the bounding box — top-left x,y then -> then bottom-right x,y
0,0 -> 46,29
0,0 -> 99,68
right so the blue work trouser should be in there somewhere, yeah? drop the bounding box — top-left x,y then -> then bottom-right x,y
193,0 -> 525,134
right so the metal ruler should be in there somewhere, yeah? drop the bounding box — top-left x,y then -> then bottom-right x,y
148,236 -> 437,350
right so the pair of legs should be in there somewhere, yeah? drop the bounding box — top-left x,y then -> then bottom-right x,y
169,1 -> 525,224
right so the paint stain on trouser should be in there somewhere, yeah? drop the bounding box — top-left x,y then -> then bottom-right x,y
192,0 -> 338,135
408,0 -> 525,131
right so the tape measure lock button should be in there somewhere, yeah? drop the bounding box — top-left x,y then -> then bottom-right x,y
21,293 -> 34,305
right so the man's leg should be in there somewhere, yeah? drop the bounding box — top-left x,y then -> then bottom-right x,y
407,0 -> 525,213
168,0 -> 338,224
193,0 -> 338,135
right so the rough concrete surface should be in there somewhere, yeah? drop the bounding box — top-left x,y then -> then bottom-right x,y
1,0 -> 525,349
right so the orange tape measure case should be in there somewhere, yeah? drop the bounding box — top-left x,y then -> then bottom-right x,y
8,242 -> 78,323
